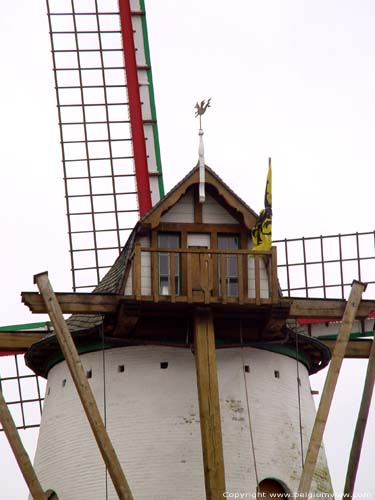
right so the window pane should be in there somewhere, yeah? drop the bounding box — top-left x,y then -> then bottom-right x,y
218,235 -> 239,250
226,255 -> 238,275
218,234 -> 239,297
158,233 -> 180,248
160,277 -> 169,295
159,254 -> 169,274
158,233 -> 180,295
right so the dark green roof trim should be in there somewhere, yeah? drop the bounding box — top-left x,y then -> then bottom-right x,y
252,344 -> 311,371
0,321 -> 50,332
45,341 -> 113,375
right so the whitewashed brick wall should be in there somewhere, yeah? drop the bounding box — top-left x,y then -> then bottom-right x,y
32,346 -> 331,499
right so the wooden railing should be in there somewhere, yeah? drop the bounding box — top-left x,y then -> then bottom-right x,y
128,245 -> 279,306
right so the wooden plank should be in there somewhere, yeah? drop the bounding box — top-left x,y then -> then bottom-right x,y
187,252 -> 193,303
240,230 -> 248,298
220,254 -> 227,304
158,222 -> 242,233
194,308 -> 226,499
320,339 -> 372,359
181,231 -> 188,296
0,332 -> 47,350
34,272 -> 134,500
170,252 -> 176,302
193,187 -> 203,223
22,291 -> 120,314
0,384 -> 48,500
271,246 -> 278,302
237,254 -> 244,305
254,255 -> 261,306
288,297 -> 375,319
344,331 -> 375,496
200,253 -> 212,305
298,281 -> 365,495
207,255 -> 214,302
148,247 -> 268,256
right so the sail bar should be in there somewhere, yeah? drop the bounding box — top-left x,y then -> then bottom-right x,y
46,0 -> 164,290
120,0 -> 165,207
118,0 -> 151,216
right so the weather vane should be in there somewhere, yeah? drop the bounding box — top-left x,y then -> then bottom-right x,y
195,99 -> 211,203
195,98 -> 211,129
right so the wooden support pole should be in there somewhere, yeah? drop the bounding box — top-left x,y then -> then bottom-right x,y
0,385 -> 48,500
344,325 -> 375,497
298,280 -> 365,495
194,308 -> 226,500
34,272 -> 134,500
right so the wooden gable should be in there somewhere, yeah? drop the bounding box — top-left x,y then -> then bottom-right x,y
140,166 -> 258,231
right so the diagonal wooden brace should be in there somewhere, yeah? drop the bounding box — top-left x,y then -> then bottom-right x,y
344,322 -> 375,497
34,272 -> 134,500
0,384 -> 48,499
298,280 -> 366,495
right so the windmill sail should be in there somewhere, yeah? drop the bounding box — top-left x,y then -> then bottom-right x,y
46,0 -> 164,291
0,0 -> 165,432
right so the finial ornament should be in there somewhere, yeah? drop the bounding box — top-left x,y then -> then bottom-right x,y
195,99 -> 211,203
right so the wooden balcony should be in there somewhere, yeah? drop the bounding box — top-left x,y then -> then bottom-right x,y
126,245 -> 279,306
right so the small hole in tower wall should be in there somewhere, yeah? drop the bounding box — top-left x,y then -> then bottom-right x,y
160,362 -> 168,369
274,370 -> 280,379
244,365 -> 250,373
118,365 -> 125,373
86,369 -> 92,379
62,379 -> 67,387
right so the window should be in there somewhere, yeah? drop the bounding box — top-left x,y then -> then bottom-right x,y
158,233 -> 180,295
257,479 -> 288,498
218,234 -> 239,297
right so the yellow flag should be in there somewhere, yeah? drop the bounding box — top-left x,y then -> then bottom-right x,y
251,158 -> 272,251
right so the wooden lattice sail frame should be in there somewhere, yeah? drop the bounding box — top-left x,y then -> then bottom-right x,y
46,0 -> 165,291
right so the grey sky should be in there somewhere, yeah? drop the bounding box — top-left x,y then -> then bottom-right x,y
0,0 -> 374,497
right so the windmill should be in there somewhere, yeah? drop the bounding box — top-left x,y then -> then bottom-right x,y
0,0 -> 372,500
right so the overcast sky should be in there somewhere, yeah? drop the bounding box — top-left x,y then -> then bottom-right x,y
0,0 -> 374,498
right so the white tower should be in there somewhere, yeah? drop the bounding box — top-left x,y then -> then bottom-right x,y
26,166 -> 333,498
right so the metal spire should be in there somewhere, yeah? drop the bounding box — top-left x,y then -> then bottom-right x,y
194,98 -> 211,203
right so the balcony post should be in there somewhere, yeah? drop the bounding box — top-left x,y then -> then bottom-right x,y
271,246 -> 278,302
254,254 -> 261,305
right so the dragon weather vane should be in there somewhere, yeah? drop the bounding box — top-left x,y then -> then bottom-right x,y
195,98 -> 211,129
